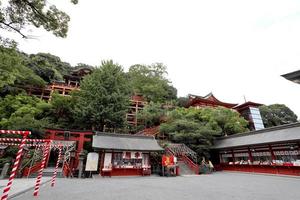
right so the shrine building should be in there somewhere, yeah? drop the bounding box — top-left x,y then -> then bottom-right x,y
24,67 -> 92,101
211,122 -> 300,176
187,93 -> 265,131
92,132 -> 163,176
282,70 -> 300,84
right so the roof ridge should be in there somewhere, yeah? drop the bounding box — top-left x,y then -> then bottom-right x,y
215,122 -> 300,140
94,132 -> 155,139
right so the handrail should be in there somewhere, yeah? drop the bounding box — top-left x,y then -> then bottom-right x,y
22,161 -> 42,177
165,147 -> 175,156
62,162 -> 73,178
165,147 -> 199,174
181,154 -> 199,174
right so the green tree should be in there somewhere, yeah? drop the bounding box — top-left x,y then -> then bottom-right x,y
23,52 -> 72,83
0,0 -> 78,42
0,46 -> 45,89
0,93 -> 51,138
73,60 -> 130,131
177,96 -> 190,107
138,102 -> 165,128
160,107 -> 248,157
47,92 -> 76,129
74,63 -> 94,70
259,104 -> 298,128
128,63 -> 177,103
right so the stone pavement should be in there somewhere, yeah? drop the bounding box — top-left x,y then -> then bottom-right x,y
12,172 -> 300,200
0,177 -> 51,199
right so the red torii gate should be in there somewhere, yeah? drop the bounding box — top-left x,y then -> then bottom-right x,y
0,130 -> 63,199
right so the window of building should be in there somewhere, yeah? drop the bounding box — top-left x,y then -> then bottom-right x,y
234,152 -> 249,165
251,151 -> 272,165
249,107 -> 265,130
112,152 -> 143,169
273,150 -> 300,166
220,153 -> 233,164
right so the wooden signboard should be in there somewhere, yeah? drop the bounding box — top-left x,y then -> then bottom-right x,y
85,152 -> 99,171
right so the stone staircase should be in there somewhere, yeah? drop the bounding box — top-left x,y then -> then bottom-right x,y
27,167 -> 63,178
178,161 -> 195,175
166,143 -> 200,175
43,167 -> 63,177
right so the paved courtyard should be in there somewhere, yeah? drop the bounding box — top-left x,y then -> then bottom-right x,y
12,172 -> 300,200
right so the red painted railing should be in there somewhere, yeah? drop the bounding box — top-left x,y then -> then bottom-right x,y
22,161 -> 42,177
62,163 -> 74,177
136,126 -> 160,136
62,164 -> 69,177
181,154 -> 199,174
165,147 -> 199,174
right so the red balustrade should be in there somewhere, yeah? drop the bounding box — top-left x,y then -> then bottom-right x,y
181,155 -> 199,174
165,147 -> 199,174
22,161 -> 42,177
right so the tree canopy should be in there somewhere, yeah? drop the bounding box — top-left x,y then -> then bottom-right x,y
0,93 -> 51,138
73,60 -> 131,131
0,45 -> 45,90
160,107 -> 249,157
23,52 -> 72,83
128,63 -> 177,103
0,0 -> 78,43
138,102 -> 165,128
259,104 -> 298,128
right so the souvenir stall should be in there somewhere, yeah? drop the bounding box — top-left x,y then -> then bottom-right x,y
92,132 -> 163,176
211,123 -> 300,176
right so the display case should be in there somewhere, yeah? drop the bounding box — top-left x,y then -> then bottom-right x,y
233,152 -> 249,165
273,150 -> 300,166
220,152 -> 233,164
112,152 -> 143,169
251,151 -> 272,165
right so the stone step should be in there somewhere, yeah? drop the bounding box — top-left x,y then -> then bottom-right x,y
178,161 -> 195,175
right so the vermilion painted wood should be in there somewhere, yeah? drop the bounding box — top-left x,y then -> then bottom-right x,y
220,164 -> 300,176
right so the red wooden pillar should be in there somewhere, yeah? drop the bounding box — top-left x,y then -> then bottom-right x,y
231,149 -> 235,170
99,151 -> 105,176
269,145 -> 277,174
77,133 -> 85,152
269,145 -> 276,161
231,150 -> 235,163
248,147 -> 253,163
248,147 -> 254,172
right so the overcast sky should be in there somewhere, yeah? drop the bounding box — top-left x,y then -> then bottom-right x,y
12,0 -> 300,118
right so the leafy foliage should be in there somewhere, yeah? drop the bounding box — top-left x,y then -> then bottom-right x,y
160,107 -> 248,157
47,92 -> 76,129
128,63 -> 177,103
138,102 -> 165,128
259,104 -> 298,128
0,0 -> 78,41
74,60 -> 131,131
0,93 -> 51,138
0,45 -> 45,89
177,96 -> 190,107
23,53 -> 72,83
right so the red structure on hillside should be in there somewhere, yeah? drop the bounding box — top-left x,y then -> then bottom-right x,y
25,68 -> 92,101
126,95 -> 147,126
188,93 -> 238,109
187,93 -> 265,130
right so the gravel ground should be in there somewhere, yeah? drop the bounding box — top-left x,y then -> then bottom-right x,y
12,172 -> 300,200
